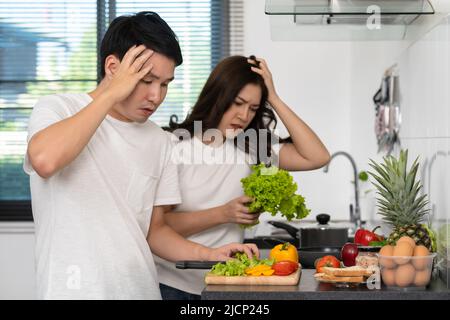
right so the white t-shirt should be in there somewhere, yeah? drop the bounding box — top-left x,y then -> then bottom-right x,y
24,93 -> 181,300
154,136 -> 281,295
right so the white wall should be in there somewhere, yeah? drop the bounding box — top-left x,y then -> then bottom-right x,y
0,223 -> 36,299
243,0 -> 355,224
394,16 -> 450,279
244,4 -> 450,281
243,0 -> 411,228
348,41 -> 408,223
244,1 -> 448,245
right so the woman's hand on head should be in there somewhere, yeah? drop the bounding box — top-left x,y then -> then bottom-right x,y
221,195 -> 260,225
247,56 -> 279,104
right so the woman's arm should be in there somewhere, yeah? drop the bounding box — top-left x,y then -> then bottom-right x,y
249,57 -> 330,171
269,96 -> 331,171
163,196 -> 259,237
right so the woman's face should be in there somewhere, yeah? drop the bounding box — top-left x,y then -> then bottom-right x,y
218,83 -> 262,138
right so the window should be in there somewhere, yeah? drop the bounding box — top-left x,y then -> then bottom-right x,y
0,0 -> 243,220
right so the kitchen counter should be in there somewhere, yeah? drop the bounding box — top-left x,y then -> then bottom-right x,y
201,269 -> 450,300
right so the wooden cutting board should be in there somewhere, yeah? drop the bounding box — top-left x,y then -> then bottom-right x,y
204,266 -> 301,286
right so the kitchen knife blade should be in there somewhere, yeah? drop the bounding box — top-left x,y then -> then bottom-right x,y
175,261 -> 223,269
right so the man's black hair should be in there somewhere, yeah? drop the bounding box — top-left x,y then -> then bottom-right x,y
100,11 -> 183,78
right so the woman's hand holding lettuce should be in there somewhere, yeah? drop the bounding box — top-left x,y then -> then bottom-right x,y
241,164 -> 310,222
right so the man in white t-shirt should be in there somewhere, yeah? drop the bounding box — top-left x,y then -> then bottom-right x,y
23,11 -> 257,300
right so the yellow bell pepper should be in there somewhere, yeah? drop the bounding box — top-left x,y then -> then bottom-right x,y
269,242 -> 298,263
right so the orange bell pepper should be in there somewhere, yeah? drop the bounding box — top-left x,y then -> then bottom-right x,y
261,269 -> 275,276
245,265 -> 275,276
269,242 -> 298,263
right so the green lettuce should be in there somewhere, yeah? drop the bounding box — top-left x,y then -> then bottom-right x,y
241,163 -> 310,222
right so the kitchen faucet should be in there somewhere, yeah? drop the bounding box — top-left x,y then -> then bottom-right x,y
323,151 -> 362,235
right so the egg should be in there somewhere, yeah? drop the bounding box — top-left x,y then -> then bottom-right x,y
381,268 -> 396,286
379,245 -> 396,268
414,269 -> 431,287
412,245 -> 431,270
393,242 -> 414,265
395,263 -> 415,287
397,236 -> 416,248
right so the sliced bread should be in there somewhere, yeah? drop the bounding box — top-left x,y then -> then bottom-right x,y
320,274 -> 365,283
322,266 -> 374,277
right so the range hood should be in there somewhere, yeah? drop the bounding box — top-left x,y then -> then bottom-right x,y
266,0 -> 437,41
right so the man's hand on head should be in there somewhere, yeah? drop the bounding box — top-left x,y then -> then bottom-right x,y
105,45 -> 154,104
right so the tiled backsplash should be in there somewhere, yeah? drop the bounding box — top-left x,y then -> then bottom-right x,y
397,15 -> 450,286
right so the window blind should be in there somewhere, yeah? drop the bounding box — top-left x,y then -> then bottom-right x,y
0,0 -> 98,205
0,0 -> 244,218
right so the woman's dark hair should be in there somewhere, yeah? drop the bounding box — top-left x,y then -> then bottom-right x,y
100,11 -> 183,78
166,55 -> 289,163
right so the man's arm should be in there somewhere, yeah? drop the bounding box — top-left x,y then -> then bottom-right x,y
163,195 -> 259,238
148,206 -> 259,262
27,45 -> 154,178
27,93 -> 115,178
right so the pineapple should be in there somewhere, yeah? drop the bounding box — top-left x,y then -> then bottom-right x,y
368,149 -> 436,252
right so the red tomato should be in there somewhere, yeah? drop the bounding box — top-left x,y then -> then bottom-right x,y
272,260 -> 299,276
315,255 -> 341,273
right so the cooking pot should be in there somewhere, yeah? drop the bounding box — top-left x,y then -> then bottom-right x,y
254,237 -> 342,269
268,213 -> 349,248
267,214 -> 348,269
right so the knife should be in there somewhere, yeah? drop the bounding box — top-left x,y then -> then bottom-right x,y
175,260 -> 223,269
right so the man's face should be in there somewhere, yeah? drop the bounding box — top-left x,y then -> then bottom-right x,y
110,51 -> 176,123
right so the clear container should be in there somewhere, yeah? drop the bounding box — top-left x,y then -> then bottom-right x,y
377,253 -> 437,289
355,246 -> 380,268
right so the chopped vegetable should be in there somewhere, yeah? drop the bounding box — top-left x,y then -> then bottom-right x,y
241,164 -> 310,222
210,252 -> 274,276
245,265 -> 274,276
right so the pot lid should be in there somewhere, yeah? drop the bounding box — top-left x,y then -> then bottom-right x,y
301,213 -> 348,231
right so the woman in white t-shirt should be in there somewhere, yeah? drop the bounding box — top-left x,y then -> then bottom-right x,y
155,55 -> 330,299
